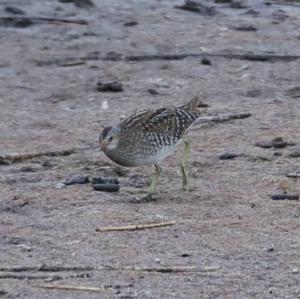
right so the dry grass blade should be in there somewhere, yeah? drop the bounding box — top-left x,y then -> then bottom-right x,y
31,284 -> 110,293
95,220 -> 176,232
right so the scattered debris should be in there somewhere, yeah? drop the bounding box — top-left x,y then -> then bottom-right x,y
97,81 -> 123,92
255,137 -> 295,149
4,6 -> 25,15
95,221 -> 176,232
271,194 -> 299,201
219,152 -> 239,160
174,1 -> 218,16
64,175 -> 90,186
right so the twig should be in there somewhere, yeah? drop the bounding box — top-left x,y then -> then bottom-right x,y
102,266 -> 219,273
0,149 -> 75,164
0,265 -> 94,272
0,272 -> 89,280
95,220 -> 176,232
193,113 -> 251,126
0,16 -> 88,25
104,53 -> 300,62
31,283 -> 110,293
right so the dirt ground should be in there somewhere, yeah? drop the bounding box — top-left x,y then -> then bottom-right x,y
1,0 -> 300,298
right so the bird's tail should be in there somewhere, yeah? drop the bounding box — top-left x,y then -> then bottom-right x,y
182,96 -> 209,111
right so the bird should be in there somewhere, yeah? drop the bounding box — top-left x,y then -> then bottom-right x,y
99,96 -> 206,199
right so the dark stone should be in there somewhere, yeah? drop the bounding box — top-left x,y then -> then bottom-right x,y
201,57 -> 212,65
266,247 -> 274,252
64,175 -> 90,185
58,0 -> 94,8
93,183 -> 120,192
230,1 -> 248,9
244,89 -> 261,97
215,0 -> 231,3
97,81 -> 123,92
181,253 -> 191,257
4,6 -> 25,15
271,194 -> 299,201
219,152 -> 239,160
0,17 -> 33,28
104,52 -> 123,61
285,86 -> 300,98
288,150 -> 300,158
148,88 -> 159,95
91,177 -> 119,185
233,25 -> 257,31
273,152 -> 282,157
175,1 -> 218,16
255,137 -> 295,149
124,21 -> 138,27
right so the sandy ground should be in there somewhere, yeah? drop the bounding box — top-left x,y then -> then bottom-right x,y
1,0 -> 300,298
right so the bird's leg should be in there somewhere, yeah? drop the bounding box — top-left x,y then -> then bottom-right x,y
181,139 -> 191,191
145,164 -> 162,200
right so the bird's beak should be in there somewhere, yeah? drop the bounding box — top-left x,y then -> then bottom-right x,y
100,140 -> 107,151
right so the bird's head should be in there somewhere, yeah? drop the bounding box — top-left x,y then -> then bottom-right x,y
99,126 -> 121,152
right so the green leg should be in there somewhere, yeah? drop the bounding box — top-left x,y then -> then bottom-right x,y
145,164 -> 162,200
181,140 -> 191,191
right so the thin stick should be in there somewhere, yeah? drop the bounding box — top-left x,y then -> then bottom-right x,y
0,16 -> 88,25
31,284 -> 110,293
195,113 -> 251,125
102,266 -> 219,273
0,265 -> 94,272
0,272 -> 89,280
95,220 -> 176,232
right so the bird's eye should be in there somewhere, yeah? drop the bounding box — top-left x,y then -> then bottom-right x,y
108,136 -> 113,142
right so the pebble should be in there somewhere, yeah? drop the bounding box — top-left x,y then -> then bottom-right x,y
201,57 -> 212,65
97,81 -> 123,92
219,152 -> 239,160
93,184 -> 120,192
288,150 -> 300,158
175,1 -> 218,16
91,177 -> 119,185
255,137 -> 295,149
124,21 -> 138,27
64,175 -> 90,185
4,6 -> 25,15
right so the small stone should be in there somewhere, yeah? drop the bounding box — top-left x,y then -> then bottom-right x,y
148,88 -> 159,95
0,17 -> 33,28
201,57 -> 212,65
233,25 -> 257,31
91,177 -> 119,185
93,183 -> 120,192
288,150 -> 300,158
97,81 -> 123,92
58,0 -> 94,8
219,152 -> 239,160
230,1 -> 248,9
124,21 -> 138,27
273,152 -> 282,157
55,182 -> 66,189
64,175 -> 90,185
42,160 -> 53,168
292,268 -> 299,274
181,253 -> 191,257
266,247 -> 274,252
4,6 -> 25,15
175,1 -> 218,16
